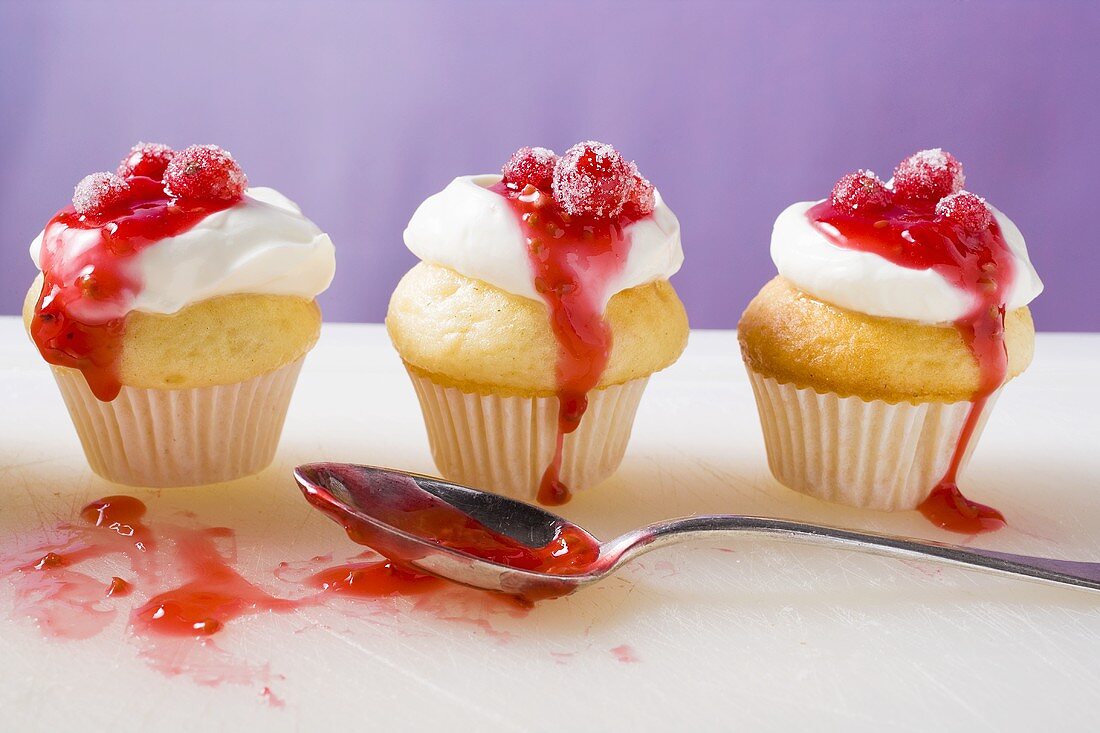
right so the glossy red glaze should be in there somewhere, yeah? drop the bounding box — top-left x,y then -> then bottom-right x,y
304,560 -> 442,598
107,576 -> 133,597
31,176 -> 236,401
79,494 -> 155,552
918,481 -> 1006,535
808,195 -> 1015,534
306,465 -> 604,576
0,495 -> 154,638
131,528 -> 297,637
489,181 -> 637,505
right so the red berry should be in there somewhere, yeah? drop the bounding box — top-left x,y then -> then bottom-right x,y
892,148 -> 965,203
502,146 -> 557,190
624,166 -> 656,217
163,144 -> 247,201
936,191 -> 992,233
830,169 -> 890,214
72,172 -> 130,216
117,142 -> 174,179
552,140 -> 633,219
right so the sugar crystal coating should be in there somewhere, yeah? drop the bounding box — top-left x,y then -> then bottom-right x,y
831,169 -> 890,214
551,140 -> 633,219
72,172 -> 130,215
624,167 -> 656,217
892,148 -> 965,203
502,147 -> 557,190
163,144 -> 247,201
936,190 -> 993,232
117,142 -> 175,179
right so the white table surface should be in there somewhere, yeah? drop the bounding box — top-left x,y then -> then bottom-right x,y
1,318 -> 1098,732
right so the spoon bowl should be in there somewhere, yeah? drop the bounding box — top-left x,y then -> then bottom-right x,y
295,462 -> 1100,601
295,463 -> 606,599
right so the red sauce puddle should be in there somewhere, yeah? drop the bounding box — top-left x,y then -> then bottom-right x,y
299,557 -> 443,598
1,492 -> 660,706
31,177 -> 235,401
808,199 -> 1015,533
0,495 -> 543,699
489,182 -> 638,505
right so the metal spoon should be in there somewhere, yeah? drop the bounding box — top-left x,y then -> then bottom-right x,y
294,462 -> 1100,600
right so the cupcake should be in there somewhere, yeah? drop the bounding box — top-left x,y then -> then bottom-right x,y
738,149 -> 1043,532
387,142 -> 688,504
24,142 -> 335,487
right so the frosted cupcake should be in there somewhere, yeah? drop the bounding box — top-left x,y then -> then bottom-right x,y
739,149 -> 1043,532
24,143 -> 335,487
387,142 -> 688,504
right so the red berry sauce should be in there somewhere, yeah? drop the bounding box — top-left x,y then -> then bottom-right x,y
300,463 -> 603,580
31,144 -> 245,401
131,527 -> 301,637
0,493 -> 544,692
301,558 -> 443,598
490,141 -> 656,504
808,150 -> 1015,533
0,495 -> 152,638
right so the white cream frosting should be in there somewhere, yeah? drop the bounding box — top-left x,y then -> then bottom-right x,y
30,187 -> 335,317
771,201 -> 1043,323
403,175 -> 683,308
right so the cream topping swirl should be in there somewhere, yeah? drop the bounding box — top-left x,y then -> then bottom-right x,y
771,201 -> 1043,323
30,187 -> 335,317
403,175 -> 683,308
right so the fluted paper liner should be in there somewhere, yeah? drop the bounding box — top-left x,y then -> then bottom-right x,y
52,358 -> 305,487
407,367 -> 649,501
746,368 -> 1000,510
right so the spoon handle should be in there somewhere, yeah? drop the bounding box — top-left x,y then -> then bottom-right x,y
609,515 -> 1100,593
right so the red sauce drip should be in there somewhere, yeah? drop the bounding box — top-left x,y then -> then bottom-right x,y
488,182 -> 636,505
304,560 -> 442,598
130,528 -> 297,637
304,465 -> 603,576
33,552 -> 65,570
80,494 -> 156,553
807,199 -> 1015,533
107,576 -> 132,597
31,177 -> 236,401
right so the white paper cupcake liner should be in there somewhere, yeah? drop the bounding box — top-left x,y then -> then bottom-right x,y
746,368 -> 1000,510
406,367 -> 649,501
52,358 -> 305,487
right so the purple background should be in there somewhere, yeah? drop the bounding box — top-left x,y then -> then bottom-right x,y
1,0 -> 1097,329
